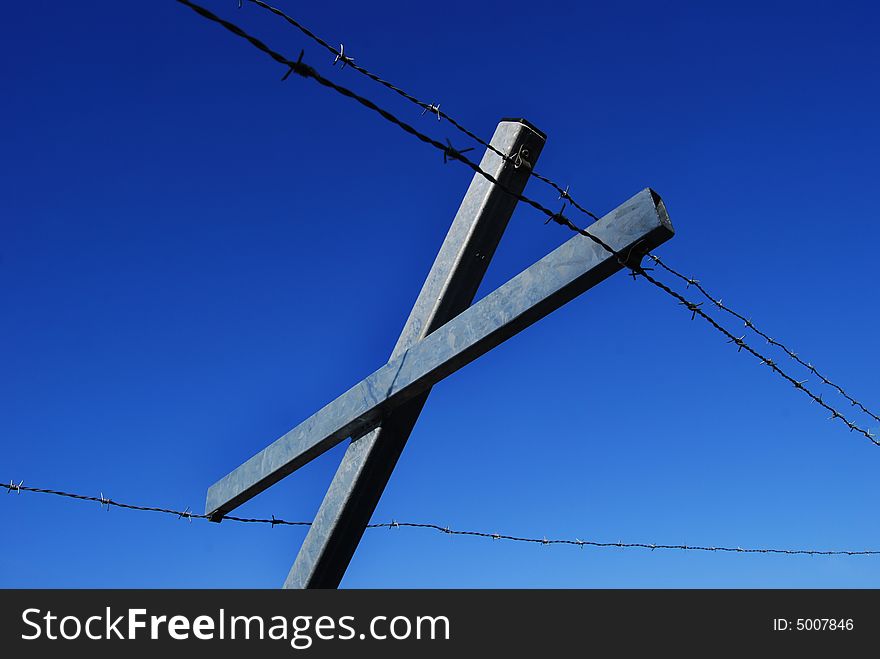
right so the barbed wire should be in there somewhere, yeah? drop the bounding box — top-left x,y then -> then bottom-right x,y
239,0 -> 603,223
646,252 -> 880,425
176,0 -> 880,445
177,0 -> 564,222
4,480 -> 878,556
635,265 -> 878,445
0,480 -> 306,525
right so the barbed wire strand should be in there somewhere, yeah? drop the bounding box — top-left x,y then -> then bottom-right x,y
0,480 -> 305,525
241,0 -> 880,426
175,0 -> 879,445
646,253 -> 880,424
635,267 -> 878,445
4,480 -> 877,556
240,0 -> 602,223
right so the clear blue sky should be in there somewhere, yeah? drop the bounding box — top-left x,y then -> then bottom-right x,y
3,0 -> 879,588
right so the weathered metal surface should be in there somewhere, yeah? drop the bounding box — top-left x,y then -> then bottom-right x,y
284,119 -> 546,589
205,187 -> 673,519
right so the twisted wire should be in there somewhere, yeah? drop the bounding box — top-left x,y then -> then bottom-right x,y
4,480 -> 877,556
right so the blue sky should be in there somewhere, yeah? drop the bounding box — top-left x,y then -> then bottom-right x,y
2,0 -> 879,587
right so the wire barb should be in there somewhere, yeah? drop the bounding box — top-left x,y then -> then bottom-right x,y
680,301 -> 703,320
332,43 -> 353,69
727,335 -> 746,352
442,138 -> 474,164
281,49 -> 311,81
420,103 -> 441,120
545,204 -> 569,227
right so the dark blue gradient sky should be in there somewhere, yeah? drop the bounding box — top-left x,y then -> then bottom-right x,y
2,0 -> 879,587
